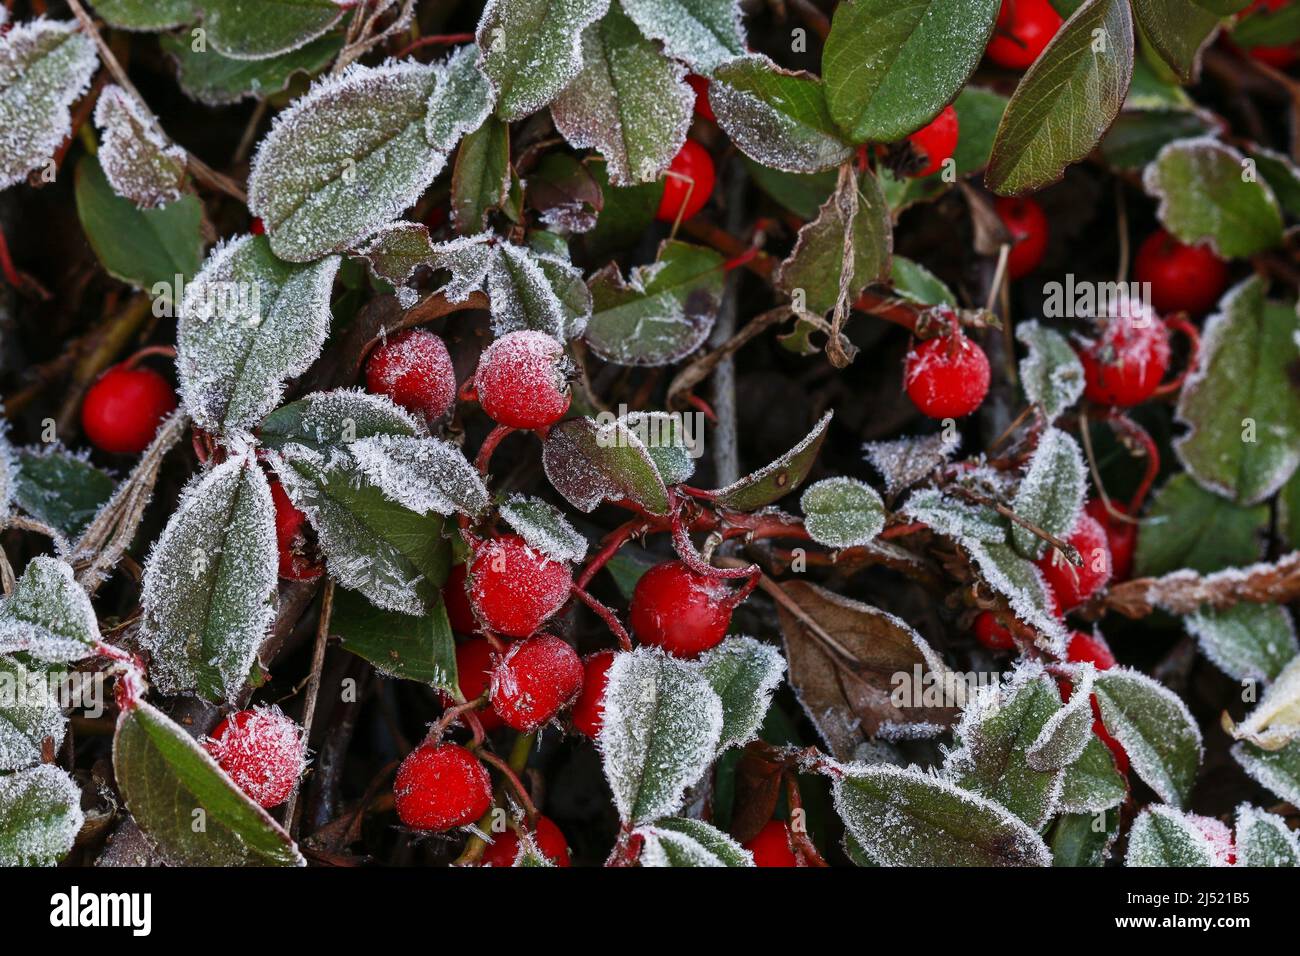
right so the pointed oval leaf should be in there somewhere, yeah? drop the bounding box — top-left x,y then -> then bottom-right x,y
260,389 -> 424,456
800,477 -> 886,549
451,115 -> 511,234
1016,321 -> 1084,421
11,446 -> 115,541
0,556 -> 99,663
0,655 -> 67,771
329,588 -> 457,692
0,764 -> 84,867
1135,474 -> 1268,577
1027,664 -> 1096,772
1185,604 -> 1297,685
1131,0 -> 1220,82
1094,667 -> 1203,807
201,0 -> 344,60
160,31 -> 342,107
636,817 -> 753,866
1011,428 -> 1087,559
499,494 -> 587,563
350,433 -> 489,518
542,416 -> 671,516
1235,804 -> 1300,866
93,84 -> 187,209
1125,805 -> 1216,866
1233,739 -> 1300,806
426,44 -> 495,152
711,411 -> 832,511
696,636 -> 785,753
617,0 -> 744,73
965,540 -> 1069,652
1058,733 -> 1128,813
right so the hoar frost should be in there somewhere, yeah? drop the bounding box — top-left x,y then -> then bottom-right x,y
93,84 -> 187,209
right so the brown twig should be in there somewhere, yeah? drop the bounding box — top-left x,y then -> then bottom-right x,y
284,579 -> 334,838
1092,551 -> 1300,619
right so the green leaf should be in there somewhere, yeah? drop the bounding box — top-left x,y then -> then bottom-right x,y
1235,804 -> 1300,866
1051,809 -> 1120,866
1011,428 -> 1087,559
542,417 -> 671,515
425,44 -> 495,153
585,240 -> 725,366
1143,139 -> 1284,258
800,477 -> 886,548
1017,321 -> 1085,421
350,434 -> 490,518
711,411 -> 832,511
11,447 -> 115,540
1094,667 -> 1202,807
709,55 -> 852,174
330,588 -> 456,691
138,455 -> 278,703
1125,805 -> 1216,866
93,85 -> 188,209
636,817 -> 753,866
248,61 -> 444,262
986,0 -> 1135,196
617,0 -> 745,73
1131,0 -> 1221,81
114,700 -> 303,866
1250,146 -> 1300,219
91,0 -> 195,30
201,0 -> 344,60
355,221 -> 436,307
1233,739 -> 1300,806
696,636 -> 785,753
965,540 -> 1069,650
743,160 -> 836,219
451,116 -> 511,232
582,159 -> 663,257
1135,474 -> 1268,576
0,655 -> 66,771
261,389 -> 424,455
0,764 -> 83,866
890,256 -> 956,307
822,0 -> 999,143
499,494 -> 587,563
1185,604 -> 1297,684
160,31 -> 341,106
1174,277 -> 1300,505
1058,733 -> 1128,812
0,556 -> 100,663
833,765 -> 1051,866
619,411 -> 697,486
75,156 -> 205,290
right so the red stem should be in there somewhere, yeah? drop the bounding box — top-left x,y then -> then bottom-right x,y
571,584 -> 633,651
477,749 -> 539,821
393,33 -> 477,59
1152,314 -> 1202,399
1105,411 -> 1161,515
475,424 -> 516,475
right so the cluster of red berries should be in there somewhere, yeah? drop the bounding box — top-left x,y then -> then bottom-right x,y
204,706 -> 307,809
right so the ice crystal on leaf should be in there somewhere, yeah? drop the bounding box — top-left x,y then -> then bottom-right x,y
1124,804 -> 1217,867
425,44 -> 495,153
0,655 -> 67,772
350,433 -> 489,518
636,817 -> 753,866
800,477 -> 886,549
1017,321 -> 1084,422
863,433 -> 958,496
1010,428 -> 1086,560
1027,663 -> 1095,773
1094,667 -> 1203,807
618,0 -> 746,74
1235,803 -> 1300,866
93,85 -> 187,209
0,763 -> 84,867
0,556 -> 99,663
499,494 -> 588,563
696,636 -> 785,753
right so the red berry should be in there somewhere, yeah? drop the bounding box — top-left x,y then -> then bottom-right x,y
81,365 -> 177,455
250,217 -> 265,235
995,196 -> 1049,279
468,535 -> 572,638
481,815 -> 571,867
443,563 -> 477,634
490,634 -> 584,731
656,140 -> 715,223
365,328 -> 457,423
1076,297 -> 1170,407
907,105 -> 959,178
986,0 -> 1063,70
744,820 -> 799,867
1085,498 -> 1136,582
1133,229 -> 1228,316
1093,715 -> 1129,775
269,479 -> 322,581
1036,512 -> 1112,609
686,74 -> 715,122
474,330 -> 571,430
394,743 -> 492,831
903,334 -> 991,419
571,650 -> 615,739
204,706 -> 306,809
445,637 -> 504,731
1065,630 -> 1117,670
974,611 -> 1016,651
630,561 -> 737,657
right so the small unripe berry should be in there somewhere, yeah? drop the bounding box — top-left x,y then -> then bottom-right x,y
744,820 -> 799,867
365,328 -> 457,423
986,0 -> 1063,70
490,634 -> 584,731
1035,512 -> 1112,609
906,105 -> 959,179
1133,229 -> 1228,316
995,196 -> 1049,279
394,743 -> 492,831
442,562 -> 478,634
481,815 -> 572,867
474,330 -> 571,430
270,479 -> 322,581
204,706 -> 307,809
1075,298 -> 1170,407
81,365 -> 178,455
656,140 -> 715,223
904,333 -> 991,419
469,535 -> 572,638
571,650 -> 615,738
630,561 -> 738,658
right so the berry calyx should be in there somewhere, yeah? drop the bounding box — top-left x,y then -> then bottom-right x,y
81,364 -> 178,455
490,634 -> 584,731
1075,297 -> 1171,407
974,611 -> 1016,651
364,328 -> 457,423
204,706 -> 307,809
656,140 -> 715,223
903,333 -> 991,419
1035,511 -> 1113,609
1133,229 -> 1228,316
630,561 -> 739,657
571,650 -> 615,738
394,743 -> 492,831
1085,498 -> 1136,582
986,0 -> 1063,70
446,636 -> 504,731
995,195 -> 1049,279
744,820 -> 799,867
270,479 -> 322,581
443,562 -> 478,634
468,535 -> 573,638
686,74 -> 715,122
907,105 -> 959,179
473,330 -> 571,430
481,815 -> 572,867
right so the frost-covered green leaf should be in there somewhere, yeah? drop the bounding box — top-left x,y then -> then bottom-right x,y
1135,474 -> 1268,577
1250,146 -> 1300,220
1227,653 -> 1300,749
1058,733 -> 1128,813
542,416 -> 671,516
488,241 -> 591,338
201,0 -> 344,60
636,817 -> 753,866
1011,429 -> 1086,560
0,655 -> 66,771
619,411 -> 697,485
890,256 -> 955,307
0,764 -> 83,867
91,0 -> 195,31
248,61 -> 446,262
161,31 -> 341,106
1235,804 -> 1300,866
260,389 -> 425,456
800,477 -> 886,549
1017,321 -> 1084,421
1094,667 -> 1202,807
709,55 -> 852,174
585,240 -> 724,366
902,488 -> 1005,543
865,434 -> 959,496
350,434 -> 489,518
965,540 -> 1069,651
0,556 -> 99,663
617,0 -> 745,73
822,0 -> 999,143
1185,604 -> 1297,685
551,6 -> 693,186
330,588 -> 457,692
712,411 -> 832,511
178,234 -> 339,436
696,636 -> 784,753
426,44 -> 495,152
599,647 -> 723,824
475,0 -> 610,121
1125,805 -> 1216,867
499,494 -> 587,563
1174,277 -> 1300,506
1131,0 -> 1221,82
93,85 -> 187,209
355,221 -> 438,308
1051,808 -> 1119,866
1233,740 -> 1300,806
0,19 -> 98,190
138,455 -> 278,703
1027,664 -> 1096,772
834,764 -> 1052,866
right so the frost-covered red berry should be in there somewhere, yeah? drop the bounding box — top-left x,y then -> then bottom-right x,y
474,330 -> 571,430
469,535 -> 572,638
744,820 -> 799,867
986,0 -> 1063,70
1075,298 -> 1170,407
446,636 -> 503,731
81,364 -> 177,455
481,815 -> 572,867
443,562 -> 478,634
903,333 -> 990,419
1036,511 -> 1112,609
270,479 -> 322,581
907,105 -> 959,178
394,743 -> 492,831
1085,498 -> 1136,582
204,706 -> 306,809
1133,229 -> 1228,316
490,634 -> 584,731
974,611 -> 1016,651
686,74 -> 715,122
995,196 -> 1049,279
571,650 -> 614,739
365,328 -> 457,422
1065,630 -> 1116,670
630,561 -> 739,657
656,140 -> 715,223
